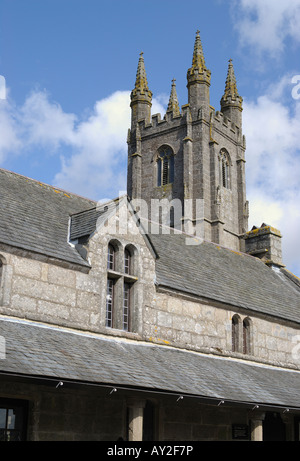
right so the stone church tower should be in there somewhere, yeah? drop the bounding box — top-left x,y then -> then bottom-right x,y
127,31 -> 249,252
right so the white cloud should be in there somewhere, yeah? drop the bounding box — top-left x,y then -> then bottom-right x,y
243,76 -> 300,274
19,90 -> 77,150
0,88 -> 166,200
232,0 -> 300,56
0,96 -> 22,162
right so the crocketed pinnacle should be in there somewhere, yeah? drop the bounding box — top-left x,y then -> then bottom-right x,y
192,30 -> 206,72
187,30 -> 211,83
221,59 -> 243,109
131,52 -> 152,99
167,79 -> 180,116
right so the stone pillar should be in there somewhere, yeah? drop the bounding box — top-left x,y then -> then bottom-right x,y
127,399 -> 146,441
282,413 -> 293,441
250,412 -> 265,441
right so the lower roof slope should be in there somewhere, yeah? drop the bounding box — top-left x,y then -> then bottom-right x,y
1,317 -> 300,411
149,231 -> 300,324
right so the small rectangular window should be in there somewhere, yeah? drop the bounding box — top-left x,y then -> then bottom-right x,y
107,245 -> 115,270
106,279 -> 114,328
124,250 -> 131,275
123,283 -> 131,331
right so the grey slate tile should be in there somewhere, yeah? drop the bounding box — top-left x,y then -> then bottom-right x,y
1,318 -> 300,409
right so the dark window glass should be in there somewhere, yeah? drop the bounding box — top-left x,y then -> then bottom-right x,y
243,319 -> 250,354
232,315 -> 239,352
0,400 -> 28,441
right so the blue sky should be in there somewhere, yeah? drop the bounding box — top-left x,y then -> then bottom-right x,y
0,0 -> 300,277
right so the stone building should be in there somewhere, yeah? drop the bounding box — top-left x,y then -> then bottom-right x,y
0,31 -> 299,442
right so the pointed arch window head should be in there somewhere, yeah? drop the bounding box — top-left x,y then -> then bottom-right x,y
219,149 -> 230,189
157,146 -> 174,187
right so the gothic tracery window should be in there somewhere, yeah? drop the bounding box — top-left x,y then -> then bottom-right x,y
219,149 -> 230,189
157,146 -> 174,187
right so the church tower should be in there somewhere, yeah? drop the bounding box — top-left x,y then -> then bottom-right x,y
127,31 -> 249,252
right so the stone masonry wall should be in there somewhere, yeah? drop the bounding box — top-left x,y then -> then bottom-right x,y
143,290 -> 300,370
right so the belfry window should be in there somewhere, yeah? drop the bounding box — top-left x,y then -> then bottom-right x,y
219,149 -> 230,189
157,146 -> 174,186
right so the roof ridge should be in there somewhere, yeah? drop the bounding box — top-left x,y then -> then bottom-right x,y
0,167 -> 97,204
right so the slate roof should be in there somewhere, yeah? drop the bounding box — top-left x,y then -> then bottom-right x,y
0,168 -> 96,267
1,317 -> 300,410
149,231 -> 300,324
70,196 -> 122,241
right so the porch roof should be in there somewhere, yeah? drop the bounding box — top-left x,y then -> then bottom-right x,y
1,317 -> 300,411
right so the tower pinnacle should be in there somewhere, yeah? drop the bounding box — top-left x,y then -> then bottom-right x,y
191,30 -> 207,73
167,79 -> 180,117
187,31 -> 211,118
132,52 -> 151,95
221,59 -> 243,113
130,52 -> 152,128
187,30 -> 211,83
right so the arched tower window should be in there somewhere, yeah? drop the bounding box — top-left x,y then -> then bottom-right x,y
219,149 -> 230,189
157,146 -> 174,187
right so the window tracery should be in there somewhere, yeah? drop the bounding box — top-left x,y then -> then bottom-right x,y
219,149 -> 230,189
157,146 -> 174,187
